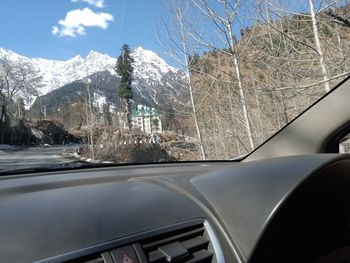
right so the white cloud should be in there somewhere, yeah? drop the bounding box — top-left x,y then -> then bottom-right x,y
52,7 -> 114,37
71,0 -> 105,8
51,26 -> 59,35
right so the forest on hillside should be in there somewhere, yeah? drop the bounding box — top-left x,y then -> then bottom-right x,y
159,0 -> 350,160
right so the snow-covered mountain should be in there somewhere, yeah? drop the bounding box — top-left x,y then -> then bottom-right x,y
0,47 -> 186,108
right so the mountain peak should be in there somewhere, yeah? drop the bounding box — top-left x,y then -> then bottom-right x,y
0,47 -> 17,55
0,47 -> 10,53
87,50 -> 100,56
68,54 -> 83,62
86,50 -> 109,60
132,47 -> 176,73
133,46 -> 158,58
0,47 -> 26,62
133,46 -> 144,52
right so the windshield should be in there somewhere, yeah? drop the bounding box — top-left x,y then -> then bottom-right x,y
0,0 -> 349,172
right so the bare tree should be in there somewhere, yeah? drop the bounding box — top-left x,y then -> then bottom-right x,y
83,77 -> 95,160
0,58 -> 41,125
158,0 -> 206,159
187,0 -> 256,151
309,0 -> 331,92
259,0 -> 350,92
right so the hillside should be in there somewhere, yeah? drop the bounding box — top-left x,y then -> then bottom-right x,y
186,3 -> 350,159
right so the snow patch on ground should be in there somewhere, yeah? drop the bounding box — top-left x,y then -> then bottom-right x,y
0,144 -> 19,151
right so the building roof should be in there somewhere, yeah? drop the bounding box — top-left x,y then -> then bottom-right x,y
131,107 -> 161,117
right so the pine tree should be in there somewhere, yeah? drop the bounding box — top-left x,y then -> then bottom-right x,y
115,44 -> 134,130
189,52 -> 200,75
152,118 -> 160,132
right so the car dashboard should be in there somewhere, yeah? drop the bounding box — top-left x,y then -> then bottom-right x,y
1,154 -> 350,263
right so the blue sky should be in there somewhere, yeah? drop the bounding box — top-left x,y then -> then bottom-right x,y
0,0 -> 329,65
0,0 -> 167,61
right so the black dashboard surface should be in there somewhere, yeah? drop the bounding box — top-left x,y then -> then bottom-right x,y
191,154 -> 346,261
0,163 -> 231,262
0,155 -> 347,262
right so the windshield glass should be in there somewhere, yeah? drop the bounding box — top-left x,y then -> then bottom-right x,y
0,0 -> 349,172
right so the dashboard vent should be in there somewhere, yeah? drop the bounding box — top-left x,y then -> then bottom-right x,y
84,257 -> 104,263
65,253 -> 105,263
139,223 -> 215,263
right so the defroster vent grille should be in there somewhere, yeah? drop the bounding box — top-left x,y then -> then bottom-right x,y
139,223 -> 215,263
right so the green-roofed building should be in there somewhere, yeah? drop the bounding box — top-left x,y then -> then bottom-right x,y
131,104 -> 162,134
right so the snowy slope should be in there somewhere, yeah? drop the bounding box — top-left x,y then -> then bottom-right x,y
0,47 -> 185,107
0,48 -> 117,96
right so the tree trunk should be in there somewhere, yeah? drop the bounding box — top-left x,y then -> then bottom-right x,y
227,83 -> 242,155
0,104 -> 6,124
125,98 -> 132,130
189,79 -> 206,159
253,83 -> 265,143
309,0 -> 330,93
226,15 -> 255,151
86,81 -> 95,160
233,54 -> 255,150
177,11 -> 206,160
280,90 -> 289,124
